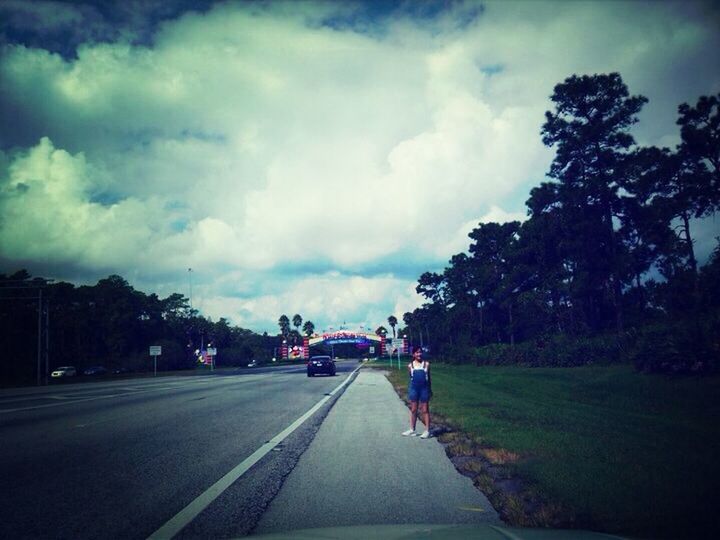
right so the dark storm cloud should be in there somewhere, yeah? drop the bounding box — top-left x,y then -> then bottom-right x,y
0,0 -> 217,58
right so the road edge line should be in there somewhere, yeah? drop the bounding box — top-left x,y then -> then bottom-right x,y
146,366 -> 361,540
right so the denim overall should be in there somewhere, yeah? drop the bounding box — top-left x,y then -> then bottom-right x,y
408,361 -> 430,402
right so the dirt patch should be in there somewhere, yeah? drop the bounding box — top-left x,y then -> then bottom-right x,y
386,373 -> 572,529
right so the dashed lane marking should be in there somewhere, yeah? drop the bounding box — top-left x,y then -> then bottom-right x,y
458,505 -> 486,512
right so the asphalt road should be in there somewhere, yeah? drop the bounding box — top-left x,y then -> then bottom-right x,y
0,360 -> 359,539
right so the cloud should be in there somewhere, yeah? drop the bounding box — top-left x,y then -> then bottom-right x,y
0,0 -> 718,331
0,137 -> 160,269
199,271 -> 418,332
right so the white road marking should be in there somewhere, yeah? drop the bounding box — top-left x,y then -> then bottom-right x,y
146,366 -> 361,540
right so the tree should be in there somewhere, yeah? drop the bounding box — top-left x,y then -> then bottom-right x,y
699,240 -> 720,312
666,94 -> 720,281
287,329 -> 301,344
541,72 -> 648,333
375,325 -> 388,337
278,314 -> 290,337
467,222 -> 521,343
677,93 -> 720,192
416,271 -> 447,305
387,315 -> 398,339
516,199 -> 573,334
302,320 -> 315,336
292,314 -> 302,334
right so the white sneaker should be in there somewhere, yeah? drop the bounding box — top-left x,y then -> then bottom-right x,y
402,429 -> 416,436
420,430 -> 431,439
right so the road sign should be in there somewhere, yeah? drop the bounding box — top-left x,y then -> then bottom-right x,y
149,345 -> 162,377
206,347 -> 217,356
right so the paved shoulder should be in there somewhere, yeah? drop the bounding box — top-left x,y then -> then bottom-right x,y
254,369 -> 500,534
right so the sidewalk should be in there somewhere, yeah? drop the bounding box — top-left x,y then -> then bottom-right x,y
253,369 -> 501,534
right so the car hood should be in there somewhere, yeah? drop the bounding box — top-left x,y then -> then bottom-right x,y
248,523 -> 629,540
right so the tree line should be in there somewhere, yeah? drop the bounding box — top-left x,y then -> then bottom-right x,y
400,73 -> 719,373
0,271 -> 275,385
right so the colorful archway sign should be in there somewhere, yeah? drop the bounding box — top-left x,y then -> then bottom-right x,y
282,330 -> 392,359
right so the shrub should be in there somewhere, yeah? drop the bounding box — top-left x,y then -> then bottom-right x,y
439,345 -> 480,365
628,321 -> 718,374
472,334 -> 624,367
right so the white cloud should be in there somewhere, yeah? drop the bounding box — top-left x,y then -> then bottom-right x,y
199,271 -> 419,332
1,0 -> 718,331
0,138 -> 159,269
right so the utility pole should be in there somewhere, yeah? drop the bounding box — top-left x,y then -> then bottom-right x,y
188,268 -> 193,310
37,287 -> 42,386
45,297 -> 50,386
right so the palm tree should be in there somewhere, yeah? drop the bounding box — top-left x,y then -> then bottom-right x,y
375,326 -> 388,337
302,320 -> 315,336
278,314 -> 290,337
292,314 -> 302,334
387,315 -> 398,339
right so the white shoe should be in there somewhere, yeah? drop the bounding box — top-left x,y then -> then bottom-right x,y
420,430 -> 431,439
402,429 -> 416,436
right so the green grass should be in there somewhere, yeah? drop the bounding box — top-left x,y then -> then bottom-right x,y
387,363 -> 720,539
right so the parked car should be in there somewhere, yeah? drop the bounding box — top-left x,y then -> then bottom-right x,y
83,366 -> 108,376
247,360 -> 258,368
51,366 -> 77,378
307,355 -> 336,377
112,367 -> 132,375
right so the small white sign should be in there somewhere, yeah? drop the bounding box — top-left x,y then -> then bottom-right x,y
369,346 -> 375,354
149,345 -> 162,356
206,347 -> 217,356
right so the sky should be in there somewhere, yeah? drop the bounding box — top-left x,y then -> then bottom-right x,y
0,0 -> 719,334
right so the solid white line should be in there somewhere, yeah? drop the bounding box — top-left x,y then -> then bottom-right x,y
146,366 -> 361,540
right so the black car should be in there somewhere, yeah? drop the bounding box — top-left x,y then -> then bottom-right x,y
307,355 -> 336,377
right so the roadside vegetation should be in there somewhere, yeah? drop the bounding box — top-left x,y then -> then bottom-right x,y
384,363 -> 720,539
377,74 -> 719,538
397,74 -> 719,376
0,272 -> 312,386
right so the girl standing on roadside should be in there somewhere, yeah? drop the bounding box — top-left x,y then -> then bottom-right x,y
402,348 -> 431,439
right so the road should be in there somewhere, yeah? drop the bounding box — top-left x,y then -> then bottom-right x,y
0,360 -> 359,539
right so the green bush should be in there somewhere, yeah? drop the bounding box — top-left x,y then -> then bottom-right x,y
120,339 -> 192,372
438,345 -> 479,365
471,334 -> 624,367
442,318 -> 718,374
627,321 -> 718,374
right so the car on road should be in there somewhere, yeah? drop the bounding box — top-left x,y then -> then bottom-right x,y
83,366 -> 108,376
307,355 -> 335,377
247,360 -> 258,367
50,366 -> 77,378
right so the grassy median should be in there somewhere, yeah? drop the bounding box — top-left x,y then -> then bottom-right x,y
383,363 -> 720,539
